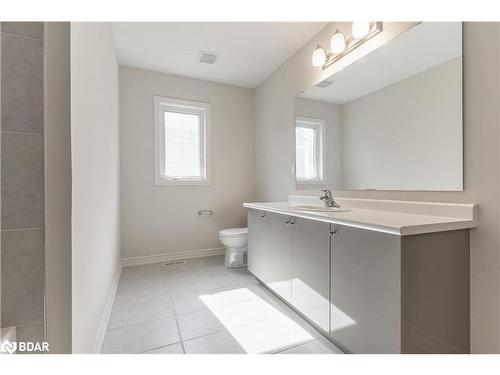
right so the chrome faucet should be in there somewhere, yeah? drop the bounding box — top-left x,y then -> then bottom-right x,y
319,190 -> 341,208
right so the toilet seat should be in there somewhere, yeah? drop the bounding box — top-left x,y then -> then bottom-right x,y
218,227 -> 248,237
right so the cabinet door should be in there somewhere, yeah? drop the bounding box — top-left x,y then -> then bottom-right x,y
330,225 -> 401,353
265,212 -> 293,302
247,209 -> 269,282
291,218 -> 330,332
247,210 -> 292,303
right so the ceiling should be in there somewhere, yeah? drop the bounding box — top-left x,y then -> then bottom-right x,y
112,22 -> 327,88
301,22 -> 462,104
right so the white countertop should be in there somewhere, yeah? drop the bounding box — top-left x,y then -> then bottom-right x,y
243,200 -> 477,236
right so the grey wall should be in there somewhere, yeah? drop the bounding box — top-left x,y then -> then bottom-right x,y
1,22 -> 45,347
254,22 -> 500,353
119,66 -> 254,260
71,22 -> 121,353
341,57 -> 462,190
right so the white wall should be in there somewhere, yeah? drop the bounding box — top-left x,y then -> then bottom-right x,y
70,23 -> 121,353
254,22 -> 500,353
341,57 -> 462,190
295,97 -> 342,189
120,67 -> 254,260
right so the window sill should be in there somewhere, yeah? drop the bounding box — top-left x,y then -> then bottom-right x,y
296,179 -> 326,185
154,177 -> 211,186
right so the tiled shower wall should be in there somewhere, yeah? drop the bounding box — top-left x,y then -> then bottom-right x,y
1,22 -> 45,345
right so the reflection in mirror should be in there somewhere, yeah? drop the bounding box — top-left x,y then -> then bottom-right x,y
295,116 -> 325,184
295,22 -> 463,191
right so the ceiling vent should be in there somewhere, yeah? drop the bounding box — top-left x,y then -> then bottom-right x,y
316,80 -> 333,88
198,51 -> 217,64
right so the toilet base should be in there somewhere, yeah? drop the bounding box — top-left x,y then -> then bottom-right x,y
224,247 -> 247,269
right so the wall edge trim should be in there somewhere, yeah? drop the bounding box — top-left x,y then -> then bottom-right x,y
94,261 -> 122,354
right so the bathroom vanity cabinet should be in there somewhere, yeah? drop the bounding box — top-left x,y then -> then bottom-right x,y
248,211 -> 330,331
246,203 -> 472,354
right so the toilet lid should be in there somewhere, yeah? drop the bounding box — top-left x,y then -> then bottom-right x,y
219,227 -> 248,237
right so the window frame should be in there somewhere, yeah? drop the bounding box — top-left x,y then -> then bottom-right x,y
295,116 -> 325,185
154,95 -> 211,186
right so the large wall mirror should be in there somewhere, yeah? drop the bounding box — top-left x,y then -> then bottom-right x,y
295,22 -> 463,191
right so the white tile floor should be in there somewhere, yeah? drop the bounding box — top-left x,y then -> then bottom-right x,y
102,255 -> 343,354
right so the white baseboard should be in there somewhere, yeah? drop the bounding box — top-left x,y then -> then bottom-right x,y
94,261 -> 122,354
122,247 -> 226,267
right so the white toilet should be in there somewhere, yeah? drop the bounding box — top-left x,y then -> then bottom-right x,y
218,227 -> 248,269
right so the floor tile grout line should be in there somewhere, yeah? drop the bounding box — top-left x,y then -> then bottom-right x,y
171,298 -> 187,354
107,310 -> 177,332
106,300 -> 180,354
108,294 -> 295,352
119,280 -> 258,310
166,280 -> 259,300
106,296 -> 318,343
179,308 -> 306,346
105,286 -> 130,353
173,293 -> 259,317
106,256 -> 330,354
113,290 -> 289,330
119,300 -> 131,354
137,341 -> 183,354
272,338 -> 319,354
178,327 -> 317,355
111,293 -> 285,335
179,327 -> 227,344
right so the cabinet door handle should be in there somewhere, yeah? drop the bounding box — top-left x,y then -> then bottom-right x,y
329,230 -> 337,238
260,211 -> 266,218
289,217 -> 296,226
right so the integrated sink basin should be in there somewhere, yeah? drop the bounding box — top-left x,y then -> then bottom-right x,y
291,204 -> 351,213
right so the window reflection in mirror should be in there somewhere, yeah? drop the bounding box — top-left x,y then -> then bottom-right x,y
295,116 -> 325,184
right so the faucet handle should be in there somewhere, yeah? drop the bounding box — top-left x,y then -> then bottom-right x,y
320,189 -> 332,198
319,189 -> 340,208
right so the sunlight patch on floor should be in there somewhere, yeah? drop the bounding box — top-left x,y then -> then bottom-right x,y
199,287 -> 314,353
197,286 -> 256,308
331,304 -> 356,331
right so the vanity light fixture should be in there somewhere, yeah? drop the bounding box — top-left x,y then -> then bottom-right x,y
330,30 -> 347,54
312,45 -> 327,67
312,22 -> 383,70
351,22 -> 371,39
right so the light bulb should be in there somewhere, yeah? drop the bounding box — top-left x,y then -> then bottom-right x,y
352,22 -> 370,39
330,31 -> 346,54
312,45 -> 326,67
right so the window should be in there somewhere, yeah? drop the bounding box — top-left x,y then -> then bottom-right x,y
154,96 -> 211,185
295,116 -> 324,183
